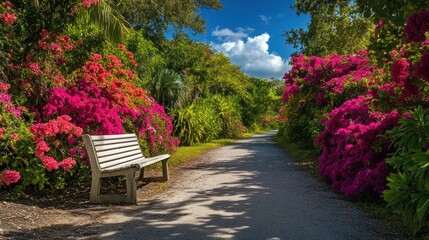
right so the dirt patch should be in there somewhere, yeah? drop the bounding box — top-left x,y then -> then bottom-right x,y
0,160 -> 200,239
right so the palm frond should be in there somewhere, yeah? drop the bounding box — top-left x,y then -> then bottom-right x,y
78,1 -> 132,43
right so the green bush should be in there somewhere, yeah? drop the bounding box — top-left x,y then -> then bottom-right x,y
173,101 -> 220,146
204,95 -> 244,138
384,106 -> 429,237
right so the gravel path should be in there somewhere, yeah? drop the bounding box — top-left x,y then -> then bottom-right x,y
81,131 -> 400,240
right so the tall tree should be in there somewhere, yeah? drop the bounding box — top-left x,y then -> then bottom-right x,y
284,1 -> 373,57
285,0 -> 429,59
117,0 -> 223,47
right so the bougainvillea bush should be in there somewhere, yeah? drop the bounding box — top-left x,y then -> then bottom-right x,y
279,50 -> 378,146
279,10 -> 429,203
0,1 -> 178,192
316,96 -> 399,198
381,11 -> 429,236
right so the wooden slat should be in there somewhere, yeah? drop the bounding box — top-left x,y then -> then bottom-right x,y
100,154 -> 143,170
90,134 -> 137,140
140,154 -> 171,168
97,149 -> 142,163
92,138 -> 137,146
95,141 -> 140,152
96,145 -> 141,158
102,159 -> 141,171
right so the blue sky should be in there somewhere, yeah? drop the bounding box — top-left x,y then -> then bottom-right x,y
194,0 -> 310,79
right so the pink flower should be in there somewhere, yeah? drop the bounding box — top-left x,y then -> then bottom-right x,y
28,62 -> 41,75
0,170 -> 20,186
0,127 -> 6,139
41,156 -> 59,171
1,11 -> 16,26
59,157 -> 76,171
405,11 -> 429,43
9,133 -> 19,141
414,52 -> 429,83
0,81 -> 10,92
390,59 -> 410,85
375,19 -> 383,30
82,1 -> 91,8
89,53 -> 102,61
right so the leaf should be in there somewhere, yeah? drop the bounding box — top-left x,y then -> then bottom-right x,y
416,197 -> 429,222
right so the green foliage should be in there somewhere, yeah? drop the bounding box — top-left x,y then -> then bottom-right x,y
164,38 -> 250,101
286,0 -> 429,60
285,2 -> 373,56
173,94 -> 248,145
117,0 -> 223,47
83,0 -> 131,43
126,31 -> 166,84
204,54 -> 249,99
173,101 -> 220,146
241,77 -> 283,129
203,95 -> 244,138
149,68 -> 188,111
13,1 -> 81,55
384,106 -> 429,237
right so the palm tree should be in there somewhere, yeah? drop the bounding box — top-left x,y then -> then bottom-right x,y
78,0 -> 132,43
28,0 -> 132,43
149,68 -> 189,111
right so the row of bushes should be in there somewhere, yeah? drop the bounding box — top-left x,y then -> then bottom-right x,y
0,1 -> 179,192
0,1 -> 281,194
278,11 -> 429,236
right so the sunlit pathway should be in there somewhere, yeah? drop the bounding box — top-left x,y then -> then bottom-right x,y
84,131 -> 401,240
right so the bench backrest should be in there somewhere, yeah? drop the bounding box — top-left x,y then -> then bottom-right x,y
83,134 -> 144,172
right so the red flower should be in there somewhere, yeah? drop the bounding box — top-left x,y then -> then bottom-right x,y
1,11 -> 16,26
390,59 -> 410,85
59,157 -> 76,171
405,11 -> 429,43
9,133 -> 19,141
0,170 -> 20,186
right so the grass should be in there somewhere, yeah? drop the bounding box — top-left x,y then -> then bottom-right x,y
168,138 -> 236,167
275,134 -> 411,239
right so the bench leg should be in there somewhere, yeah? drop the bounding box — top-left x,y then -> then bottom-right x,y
90,173 -> 101,203
125,172 -> 137,204
162,159 -> 169,181
137,167 -> 145,181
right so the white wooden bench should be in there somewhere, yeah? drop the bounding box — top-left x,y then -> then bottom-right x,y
83,133 -> 170,204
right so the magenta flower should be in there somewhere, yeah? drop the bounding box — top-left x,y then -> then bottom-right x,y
0,170 -> 20,186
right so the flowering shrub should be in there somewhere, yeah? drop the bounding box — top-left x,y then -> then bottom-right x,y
30,115 -> 83,171
41,52 -> 179,157
278,10 -> 429,202
0,80 -> 50,190
0,23 -> 177,191
316,96 -> 400,198
137,103 -> 179,155
279,51 -> 377,145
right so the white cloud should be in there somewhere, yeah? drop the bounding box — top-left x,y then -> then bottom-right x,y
260,15 -> 272,24
211,26 -> 254,41
211,33 -> 291,79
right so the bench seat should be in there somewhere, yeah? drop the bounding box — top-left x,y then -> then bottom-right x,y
83,133 -> 170,204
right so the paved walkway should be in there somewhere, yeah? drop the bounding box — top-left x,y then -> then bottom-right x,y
84,131 -> 400,239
